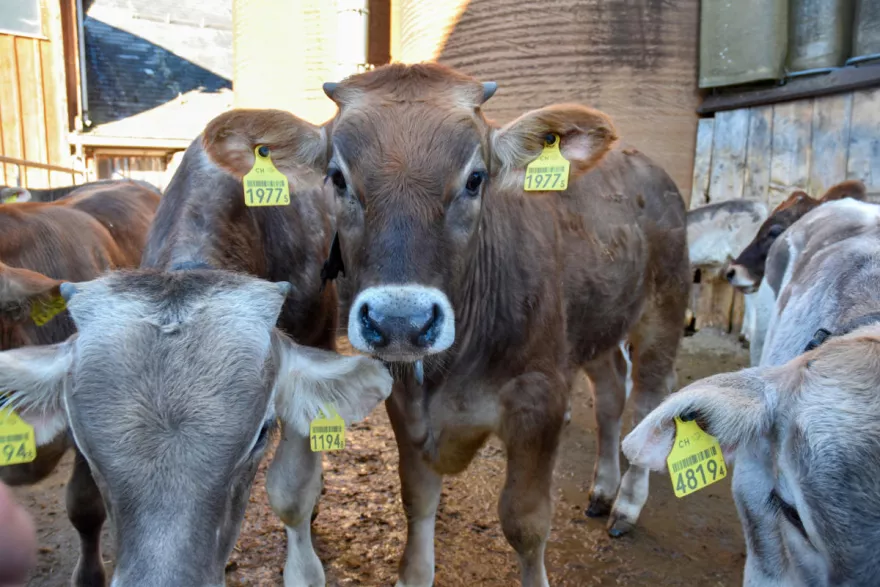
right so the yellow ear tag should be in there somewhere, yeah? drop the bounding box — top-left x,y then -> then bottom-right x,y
524,133 -> 570,192
243,146 -> 290,207
309,403 -> 346,452
30,295 -> 66,326
0,407 -> 37,466
667,416 -> 727,498
5,194 -> 17,203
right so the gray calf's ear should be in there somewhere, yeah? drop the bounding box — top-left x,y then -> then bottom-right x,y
622,367 -> 772,471
272,335 -> 393,436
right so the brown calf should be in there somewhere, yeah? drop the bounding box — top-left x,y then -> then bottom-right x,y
0,180 -> 159,586
727,180 -> 867,292
140,138 -> 340,585
201,63 -> 689,586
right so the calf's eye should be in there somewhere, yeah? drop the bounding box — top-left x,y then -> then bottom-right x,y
328,169 -> 347,193
465,171 -> 485,195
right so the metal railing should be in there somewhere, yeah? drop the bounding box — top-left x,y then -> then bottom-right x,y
0,155 -> 85,187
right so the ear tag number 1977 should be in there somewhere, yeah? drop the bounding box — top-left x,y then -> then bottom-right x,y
667,416 -> 727,498
243,145 -> 290,207
0,407 -> 37,466
524,133 -> 570,192
309,404 -> 345,452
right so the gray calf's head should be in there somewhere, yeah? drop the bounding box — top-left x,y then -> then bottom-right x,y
0,269 -> 392,586
623,326 -> 880,586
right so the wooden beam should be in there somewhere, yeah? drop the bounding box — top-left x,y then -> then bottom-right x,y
698,63 -> 880,115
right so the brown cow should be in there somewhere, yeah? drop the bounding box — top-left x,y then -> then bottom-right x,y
727,180 -> 867,293
0,180 -> 159,586
139,137 -> 340,585
200,63 -> 689,586
1,178 -> 161,204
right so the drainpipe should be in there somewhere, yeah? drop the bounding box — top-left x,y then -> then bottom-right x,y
76,0 -> 91,128
335,0 -> 369,80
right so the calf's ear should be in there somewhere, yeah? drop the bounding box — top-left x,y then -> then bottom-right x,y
622,368 -> 772,472
0,187 -> 31,204
201,109 -> 328,183
0,342 -> 72,445
272,334 -> 393,436
820,180 -> 867,203
492,104 -> 618,188
0,264 -> 62,306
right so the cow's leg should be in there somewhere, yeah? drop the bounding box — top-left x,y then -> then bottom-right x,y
67,448 -> 107,587
386,396 -> 442,587
607,327 -> 679,537
498,372 -> 567,587
266,424 -> 324,587
582,347 -> 627,518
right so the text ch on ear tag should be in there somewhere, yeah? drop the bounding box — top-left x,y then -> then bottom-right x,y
0,407 -> 37,466
31,295 -> 67,327
666,416 -> 727,498
242,145 -> 291,207
524,132 -> 570,192
309,403 -> 346,452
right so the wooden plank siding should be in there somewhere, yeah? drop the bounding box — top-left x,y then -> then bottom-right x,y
691,88 -> 880,335
0,0 -> 72,188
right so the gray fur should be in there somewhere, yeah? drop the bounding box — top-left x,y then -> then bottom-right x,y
625,198 -> 880,586
0,270 -> 392,587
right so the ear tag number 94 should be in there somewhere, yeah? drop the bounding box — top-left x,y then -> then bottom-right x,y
309,404 -> 345,452
243,145 -> 290,207
667,416 -> 726,498
0,407 -> 37,466
524,133 -> 570,192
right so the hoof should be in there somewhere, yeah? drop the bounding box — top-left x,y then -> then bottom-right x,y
585,495 -> 612,518
606,513 -> 635,538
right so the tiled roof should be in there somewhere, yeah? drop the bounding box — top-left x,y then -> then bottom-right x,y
80,0 -> 232,145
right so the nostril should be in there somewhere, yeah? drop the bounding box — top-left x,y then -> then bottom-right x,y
726,268 -> 736,281
359,303 -> 388,348
414,304 -> 443,348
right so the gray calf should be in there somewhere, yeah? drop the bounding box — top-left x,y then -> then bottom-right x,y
625,198 -> 880,586
0,269 -> 392,587
686,199 -> 772,363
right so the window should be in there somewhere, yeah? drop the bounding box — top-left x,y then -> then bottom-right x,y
0,0 -> 43,38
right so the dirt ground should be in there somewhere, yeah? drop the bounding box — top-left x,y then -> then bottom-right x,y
14,329 -> 749,586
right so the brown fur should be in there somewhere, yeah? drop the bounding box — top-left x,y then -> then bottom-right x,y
200,62 -> 689,585
0,179 -> 159,587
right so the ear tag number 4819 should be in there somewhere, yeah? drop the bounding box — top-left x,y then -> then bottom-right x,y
0,407 -> 37,466
667,416 -> 726,498
524,133 -> 570,192
243,146 -> 290,207
309,404 -> 345,452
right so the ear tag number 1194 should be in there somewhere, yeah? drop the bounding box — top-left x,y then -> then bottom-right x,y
309,404 -> 345,452
667,416 -> 727,498
0,407 -> 37,466
243,145 -> 290,207
524,133 -> 570,192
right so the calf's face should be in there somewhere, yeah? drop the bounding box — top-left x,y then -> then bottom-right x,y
728,181 -> 867,293
623,328 -> 880,586
202,64 -> 616,363
0,270 -> 392,587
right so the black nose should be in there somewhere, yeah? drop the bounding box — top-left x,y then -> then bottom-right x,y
359,303 -> 443,349
726,268 -> 736,282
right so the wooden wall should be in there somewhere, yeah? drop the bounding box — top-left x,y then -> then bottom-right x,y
690,87 -> 880,332
0,0 -> 73,188
392,0 -> 702,197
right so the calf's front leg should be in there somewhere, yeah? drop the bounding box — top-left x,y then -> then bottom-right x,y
266,423 -> 324,587
498,372 -> 567,587
386,394 -> 442,587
